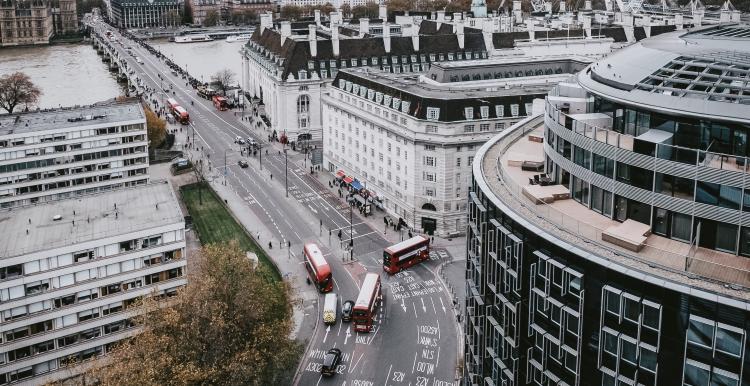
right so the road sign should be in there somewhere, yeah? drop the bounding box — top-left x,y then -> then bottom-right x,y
311,148 -> 323,165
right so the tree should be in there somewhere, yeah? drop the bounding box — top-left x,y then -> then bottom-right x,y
0,72 -> 41,114
182,1 -> 193,24
165,9 -> 181,26
203,10 -> 219,26
340,3 -> 352,16
143,104 -> 167,148
351,3 -> 378,17
86,242 -> 301,385
211,69 -> 236,94
280,4 -> 302,20
231,9 -> 257,25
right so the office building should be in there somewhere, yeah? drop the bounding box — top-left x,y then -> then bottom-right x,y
0,181 -> 187,385
0,99 -> 149,209
109,0 -> 182,28
464,24 -> 750,386
322,56 -> 589,236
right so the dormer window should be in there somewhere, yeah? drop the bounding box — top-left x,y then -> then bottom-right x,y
392,56 -> 399,64
448,53 -> 454,61
426,107 -> 440,121
438,54 -> 445,61
495,105 -> 505,117
410,55 -> 417,63
330,59 -> 337,68
298,71 -> 307,80
480,106 -> 489,119
351,58 -> 358,67
419,54 -> 426,62
372,57 -> 378,65
401,55 -> 408,63
381,56 -> 388,65
429,54 -> 435,61
307,60 -> 314,70
511,104 -> 519,117
464,107 -> 474,120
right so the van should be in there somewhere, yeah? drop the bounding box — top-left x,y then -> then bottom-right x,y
135,57 -> 143,64
323,293 -> 337,325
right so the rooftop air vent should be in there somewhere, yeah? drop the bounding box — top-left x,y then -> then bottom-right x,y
53,214 -> 62,221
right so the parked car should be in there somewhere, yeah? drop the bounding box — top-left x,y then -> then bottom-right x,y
341,300 -> 354,322
237,160 -> 248,168
321,348 -> 342,377
247,138 -> 257,147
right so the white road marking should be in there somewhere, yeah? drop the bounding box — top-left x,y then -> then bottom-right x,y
384,364 -> 393,386
412,302 -> 418,318
430,297 -> 437,315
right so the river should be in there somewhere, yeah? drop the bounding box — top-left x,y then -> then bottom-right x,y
0,39 -> 245,111
0,43 -> 124,110
149,39 -> 245,86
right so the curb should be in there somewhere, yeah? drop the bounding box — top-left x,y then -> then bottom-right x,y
434,259 -> 465,382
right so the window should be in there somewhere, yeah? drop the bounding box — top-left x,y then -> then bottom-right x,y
620,336 -> 637,365
604,287 -> 620,316
602,329 -> 618,355
510,104 -> 519,117
642,301 -> 661,331
480,106 -> 489,118
468,156 -> 474,166
456,157 -> 461,167
623,295 -> 640,323
683,359 -> 710,386
424,144 -> 435,151
464,107 -> 474,120
426,107 -> 440,120
495,122 -> 504,131
463,125 -> 475,133
495,105 -> 504,117
687,315 -> 714,348
639,345 -> 657,372
715,323 -> 744,357
426,125 -> 438,133
480,124 -> 490,132
696,181 -> 741,209
424,156 -> 435,167
426,188 -> 435,196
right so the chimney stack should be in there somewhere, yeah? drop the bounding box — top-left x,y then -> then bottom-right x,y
559,1 -> 566,12
331,25 -> 340,57
436,10 -> 445,23
359,18 -> 369,37
259,12 -> 272,34
513,1 -> 523,23
583,15 -> 592,38
584,0 -> 592,9
308,24 -> 317,57
675,14 -> 684,29
526,19 -> 535,41
314,9 -> 321,26
456,20 -> 465,49
280,21 -> 291,45
382,22 -> 391,53
379,3 -> 387,20
453,12 -> 462,21
405,24 -> 419,51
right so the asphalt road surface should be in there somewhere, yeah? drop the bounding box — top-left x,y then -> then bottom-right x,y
92,23 -> 460,386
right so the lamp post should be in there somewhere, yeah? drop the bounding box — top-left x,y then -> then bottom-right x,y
349,193 -> 354,261
284,148 -> 288,197
223,149 -> 227,185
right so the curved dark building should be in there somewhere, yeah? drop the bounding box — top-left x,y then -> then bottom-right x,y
465,24 -> 750,386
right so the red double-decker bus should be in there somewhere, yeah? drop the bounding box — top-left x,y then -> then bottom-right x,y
303,243 -> 332,293
212,95 -> 229,111
173,105 -> 190,124
383,235 -> 430,274
352,273 -> 381,332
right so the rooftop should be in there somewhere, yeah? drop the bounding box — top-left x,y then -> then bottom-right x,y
476,115 -> 750,301
0,181 -> 184,258
583,24 -> 750,120
0,99 -> 145,137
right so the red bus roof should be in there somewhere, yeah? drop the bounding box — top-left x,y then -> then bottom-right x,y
166,98 -> 179,107
354,273 -> 380,309
384,235 -> 429,255
174,106 -> 188,115
303,243 -> 330,275
213,96 -> 227,101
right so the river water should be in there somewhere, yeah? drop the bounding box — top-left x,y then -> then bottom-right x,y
149,39 -> 245,86
0,39 -> 245,110
0,44 -> 124,110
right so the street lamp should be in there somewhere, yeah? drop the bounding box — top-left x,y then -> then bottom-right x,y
349,193 -> 354,261
223,149 -> 227,186
284,148 -> 288,198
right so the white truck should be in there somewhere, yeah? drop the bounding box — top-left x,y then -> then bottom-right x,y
323,293 -> 337,325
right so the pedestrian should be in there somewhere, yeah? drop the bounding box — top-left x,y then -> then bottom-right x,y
430,236 -> 434,243
257,232 -> 260,240
270,174 -> 273,180
268,241 -> 272,249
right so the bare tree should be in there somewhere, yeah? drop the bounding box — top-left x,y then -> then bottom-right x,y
211,69 -> 236,94
0,72 -> 42,114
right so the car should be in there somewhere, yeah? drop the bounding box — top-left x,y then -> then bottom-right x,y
237,160 -> 248,168
320,348 -> 341,377
341,300 -> 354,322
247,138 -> 257,147
238,138 -> 246,145
234,136 -> 243,144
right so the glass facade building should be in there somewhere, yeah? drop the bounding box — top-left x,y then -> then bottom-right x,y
465,25 -> 750,386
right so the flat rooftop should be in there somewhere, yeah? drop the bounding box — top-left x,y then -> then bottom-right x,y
0,99 -> 145,137
341,65 -> 576,100
0,181 -> 184,258
478,116 -> 750,300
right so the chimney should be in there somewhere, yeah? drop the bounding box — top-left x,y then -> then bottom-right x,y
382,22 -> 391,53
260,12 -> 272,34
693,10 -> 703,27
406,24 -> 419,51
545,1 -> 552,12
513,1 -> 523,23
453,12 -> 462,21
583,15 -> 592,38
280,21 -> 291,45
379,3 -> 387,20
456,20 -> 465,49
308,24 -> 317,57
719,9 -> 730,23
559,1 -> 566,12
731,10 -> 741,22
359,18 -> 369,37
642,15 -> 652,38
526,19 -> 535,41
332,24 -> 340,56
584,0 -> 592,9
675,14 -> 684,29
314,9 -> 321,26
436,10 -> 445,23
330,11 -> 342,25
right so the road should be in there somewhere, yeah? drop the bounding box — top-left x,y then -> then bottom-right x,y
91,23 -> 460,386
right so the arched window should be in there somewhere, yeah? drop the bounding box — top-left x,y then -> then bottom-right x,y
297,95 -> 310,114
421,203 -> 437,211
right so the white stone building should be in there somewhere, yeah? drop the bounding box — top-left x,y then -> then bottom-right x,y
322,57 -> 589,236
0,99 -> 149,209
242,5 -> 684,147
0,181 -> 186,385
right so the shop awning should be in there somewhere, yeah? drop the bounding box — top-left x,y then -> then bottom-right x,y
350,180 -> 363,191
354,194 -> 366,204
336,170 -> 346,178
343,176 -> 354,184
